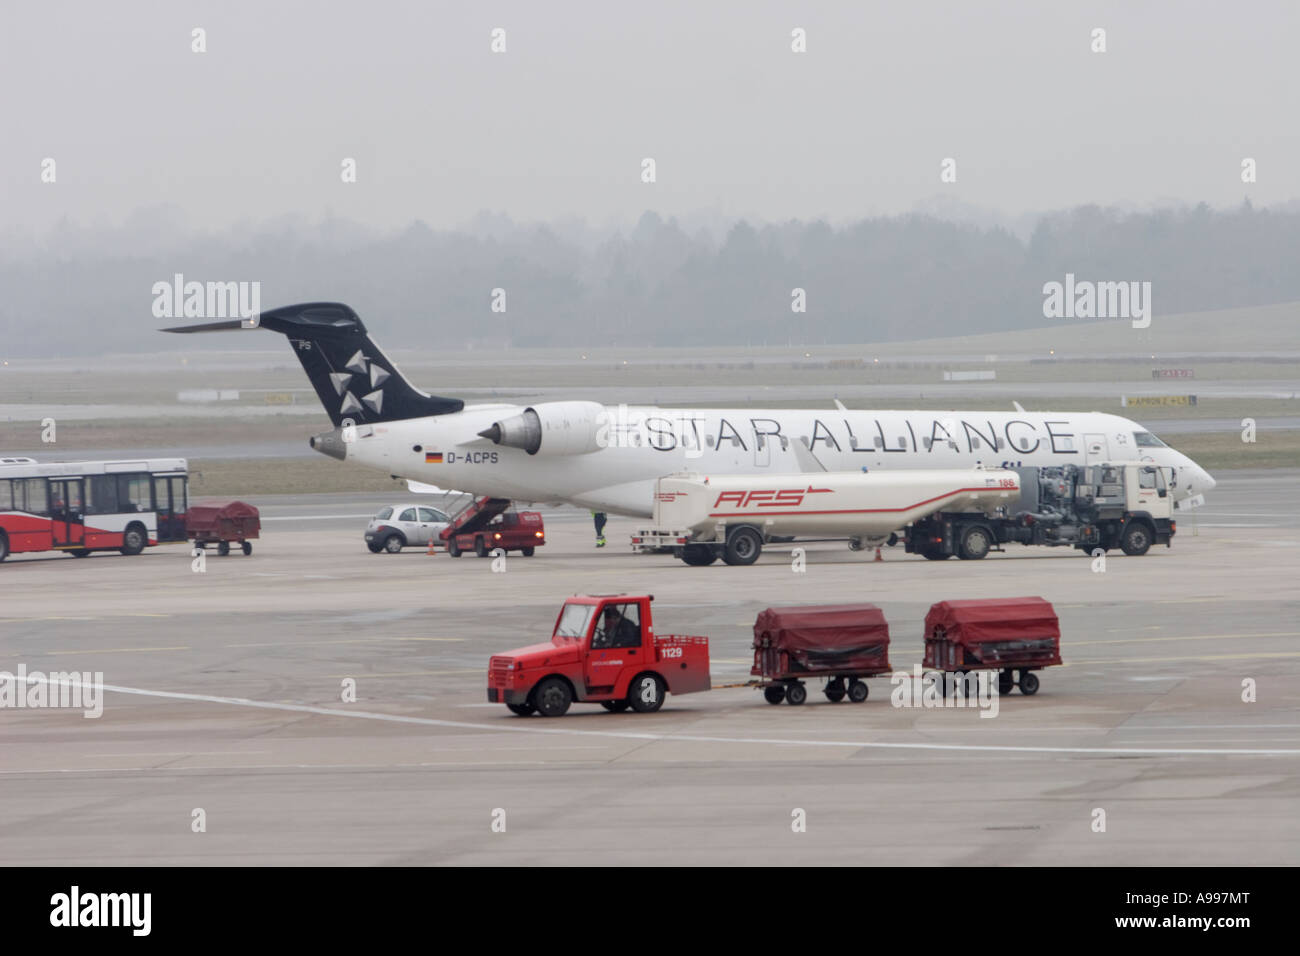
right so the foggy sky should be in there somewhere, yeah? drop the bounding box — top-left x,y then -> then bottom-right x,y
3,0 -> 1297,239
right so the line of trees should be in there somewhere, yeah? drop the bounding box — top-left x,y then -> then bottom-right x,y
1,201 -> 1296,356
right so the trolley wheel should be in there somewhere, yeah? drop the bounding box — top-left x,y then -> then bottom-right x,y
600,700 -> 630,713
848,680 -> 869,703
506,703 -> 536,717
217,541 -> 231,556
824,679 -> 846,703
785,682 -> 807,706
1019,670 -> 1040,695
998,670 -> 1015,696
763,685 -> 786,705
241,541 -> 252,555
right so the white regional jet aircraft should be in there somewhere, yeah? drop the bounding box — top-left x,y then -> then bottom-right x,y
165,303 -> 1216,516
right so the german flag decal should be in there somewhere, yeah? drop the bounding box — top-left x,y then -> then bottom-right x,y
425,451 -> 443,463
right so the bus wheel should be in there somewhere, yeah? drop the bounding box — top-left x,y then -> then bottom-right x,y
0,533 -> 10,561
71,549 -> 91,558
120,525 -> 146,556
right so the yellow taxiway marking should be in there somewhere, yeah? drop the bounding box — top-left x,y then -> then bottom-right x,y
1071,631 -> 1300,647
226,637 -> 465,648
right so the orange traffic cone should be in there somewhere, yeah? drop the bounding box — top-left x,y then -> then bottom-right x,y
874,546 -> 883,562
427,538 -> 437,556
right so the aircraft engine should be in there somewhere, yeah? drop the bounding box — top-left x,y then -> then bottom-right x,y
477,401 -> 606,456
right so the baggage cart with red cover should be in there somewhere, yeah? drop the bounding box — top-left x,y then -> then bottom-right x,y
751,603 -> 891,706
923,596 -> 1061,696
186,500 -> 260,555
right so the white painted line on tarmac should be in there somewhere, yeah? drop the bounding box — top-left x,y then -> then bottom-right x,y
15,675 -> 1300,757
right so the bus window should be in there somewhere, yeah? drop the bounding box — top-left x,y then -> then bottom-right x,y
87,475 -> 119,514
0,478 -> 11,510
22,478 -> 50,516
170,477 -> 188,515
117,474 -> 151,512
154,477 -> 172,515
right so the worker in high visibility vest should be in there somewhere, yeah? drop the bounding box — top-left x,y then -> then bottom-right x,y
592,510 -> 607,548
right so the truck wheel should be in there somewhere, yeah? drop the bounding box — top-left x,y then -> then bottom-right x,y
1019,671 -> 1040,695
628,673 -> 666,713
383,535 -> 404,554
532,678 -> 572,717
71,549 -> 91,558
474,537 -> 489,558
824,679 -> 846,703
506,703 -> 536,717
1120,523 -> 1152,556
848,680 -> 869,703
785,682 -> 807,706
957,525 -> 991,560
521,546 -> 535,556
447,539 -> 461,557
723,526 -> 762,566
998,670 -> 1015,696
921,547 -> 951,560
120,524 -> 147,556
763,685 -> 786,705
600,700 -> 629,712
680,544 -> 717,566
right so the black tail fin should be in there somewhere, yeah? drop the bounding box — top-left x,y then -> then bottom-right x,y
162,302 -> 464,425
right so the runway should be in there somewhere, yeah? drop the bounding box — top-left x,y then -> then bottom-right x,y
1,470 -> 1297,865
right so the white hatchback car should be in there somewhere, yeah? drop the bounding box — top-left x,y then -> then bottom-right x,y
364,503 -> 451,553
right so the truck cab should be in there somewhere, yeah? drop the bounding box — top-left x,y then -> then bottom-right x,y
487,594 -> 711,717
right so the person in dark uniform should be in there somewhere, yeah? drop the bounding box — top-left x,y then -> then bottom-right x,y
592,510 -> 607,548
594,605 -> 638,648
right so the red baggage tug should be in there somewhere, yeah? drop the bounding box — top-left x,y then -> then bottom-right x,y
186,500 -> 260,556
486,594 -> 710,717
922,597 -> 1061,696
751,603 -> 892,706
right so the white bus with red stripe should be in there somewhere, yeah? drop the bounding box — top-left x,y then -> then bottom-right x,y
0,458 -> 189,562
632,469 -> 1021,566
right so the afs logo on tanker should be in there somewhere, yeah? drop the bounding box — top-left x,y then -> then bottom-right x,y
713,486 -> 834,509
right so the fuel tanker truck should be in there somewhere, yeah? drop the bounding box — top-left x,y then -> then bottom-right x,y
631,469 -> 1021,566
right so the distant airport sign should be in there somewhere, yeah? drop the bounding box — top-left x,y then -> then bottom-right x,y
943,370 -> 996,382
1152,369 -> 1194,379
1122,395 -> 1197,407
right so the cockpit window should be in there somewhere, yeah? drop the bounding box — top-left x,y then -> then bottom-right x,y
1133,431 -> 1167,448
